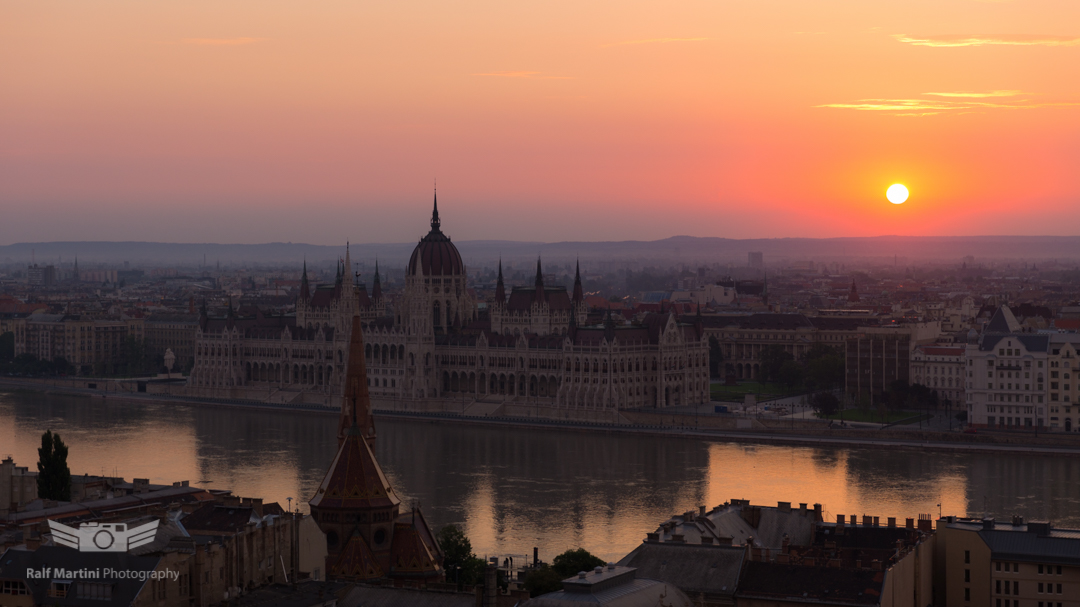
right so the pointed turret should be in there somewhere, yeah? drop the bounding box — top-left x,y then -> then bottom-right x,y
300,260 -> 311,302
344,243 -> 354,287
572,259 -> 583,303
372,258 -> 382,302
430,188 -> 441,233
494,257 -> 506,306
848,278 -> 860,303
534,257 -> 545,304
338,315 -> 376,446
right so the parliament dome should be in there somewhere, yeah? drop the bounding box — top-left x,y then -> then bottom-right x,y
407,193 -> 465,277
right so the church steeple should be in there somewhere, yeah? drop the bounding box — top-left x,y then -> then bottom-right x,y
338,315 -> 375,446
572,259 -> 583,303
430,188 -> 441,233
344,242 -> 353,287
494,257 -> 505,306
300,260 -> 311,301
534,257 -> 545,304
372,258 -> 382,301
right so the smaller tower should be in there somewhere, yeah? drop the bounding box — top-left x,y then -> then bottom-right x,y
848,279 -> 860,303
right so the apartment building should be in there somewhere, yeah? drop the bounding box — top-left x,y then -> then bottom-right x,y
935,516 -> 1079,607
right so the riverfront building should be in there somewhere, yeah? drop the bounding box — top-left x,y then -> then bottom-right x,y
187,195 -> 710,417
935,515 -> 1080,607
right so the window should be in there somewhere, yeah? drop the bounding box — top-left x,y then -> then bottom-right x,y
1,581 -> 29,596
965,569 -> 971,582
997,562 -> 1002,571
966,550 -> 971,564
48,581 -> 72,598
1056,583 -> 1062,593
1014,563 -> 1019,573
965,588 -> 971,601
1040,582 -> 1044,593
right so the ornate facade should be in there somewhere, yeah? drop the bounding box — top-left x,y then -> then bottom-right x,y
187,193 -> 710,412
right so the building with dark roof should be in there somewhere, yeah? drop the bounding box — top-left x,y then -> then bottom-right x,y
185,193 -> 708,414
935,516 -> 1080,607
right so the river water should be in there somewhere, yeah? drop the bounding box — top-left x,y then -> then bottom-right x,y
2,390 -> 1079,563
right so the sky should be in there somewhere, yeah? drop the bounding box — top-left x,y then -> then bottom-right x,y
2,0 -> 1079,245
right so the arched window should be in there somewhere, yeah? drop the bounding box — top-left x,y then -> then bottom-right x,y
433,301 -> 441,327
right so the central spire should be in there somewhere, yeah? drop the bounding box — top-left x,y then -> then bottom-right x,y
430,187 -> 441,233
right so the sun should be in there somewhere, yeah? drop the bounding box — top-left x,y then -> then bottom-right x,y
886,183 -> 909,204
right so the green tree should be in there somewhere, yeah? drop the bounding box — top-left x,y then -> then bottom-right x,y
778,360 -> 803,388
708,336 -> 723,378
436,524 -> 486,586
758,345 -> 793,384
37,430 -> 71,501
0,331 -> 14,362
810,392 -> 840,417
802,343 -> 844,391
524,565 -> 565,597
552,548 -> 606,579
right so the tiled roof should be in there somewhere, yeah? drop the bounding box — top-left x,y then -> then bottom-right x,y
309,430 -> 400,511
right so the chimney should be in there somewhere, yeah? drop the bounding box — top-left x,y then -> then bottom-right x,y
646,533 -> 660,543
1011,515 -> 1024,527
873,516 -> 880,527
837,514 -> 845,525
871,559 -> 882,570
701,537 -> 713,545
483,564 -> 498,607
813,504 -> 822,519
778,501 -> 791,513
856,559 -> 863,569
906,518 -> 915,529
887,517 -> 896,528
981,518 -> 995,530
862,515 -> 872,526
670,534 -> 685,543
534,547 -> 539,565
799,503 -> 808,513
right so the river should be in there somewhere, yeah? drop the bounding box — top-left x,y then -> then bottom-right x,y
2,390 -> 1079,563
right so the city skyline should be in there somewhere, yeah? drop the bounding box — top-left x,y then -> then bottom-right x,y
3,0 -> 1079,245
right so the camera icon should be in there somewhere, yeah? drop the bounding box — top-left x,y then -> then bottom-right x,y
49,520 -> 160,553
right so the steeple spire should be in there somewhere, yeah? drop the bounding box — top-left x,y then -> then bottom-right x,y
430,186 -> 441,233
372,258 -> 382,301
534,256 -> 545,304
344,242 -> 353,287
572,258 -> 583,303
494,257 -> 505,306
338,315 -> 376,446
300,259 -> 310,301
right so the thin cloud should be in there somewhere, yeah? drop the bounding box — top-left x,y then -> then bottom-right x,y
923,90 -> 1023,98
894,34 -> 1080,47
181,37 -> 266,46
817,96 -> 1080,115
472,71 -> 571,80
602,37 -> 710,48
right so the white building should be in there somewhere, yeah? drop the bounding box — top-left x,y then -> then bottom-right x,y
965,306 -> 1048,429
911,344 -> 965,405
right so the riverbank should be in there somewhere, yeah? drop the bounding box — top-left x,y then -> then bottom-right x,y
3,377 -> 1079,456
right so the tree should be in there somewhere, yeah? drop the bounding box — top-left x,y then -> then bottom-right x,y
758,345 -> 794,384
436,524 -> 486,586
708,336 -> 723,378
802,344 -> 844,392
810,392 -> 840,417
524,565 -> 564,597
552,548 -> 606,579
37,430 -> 71,501
778,360 -> 803,388
0,331 -> 14,362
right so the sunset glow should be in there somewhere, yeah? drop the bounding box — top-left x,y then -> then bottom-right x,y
1,0 -> 1078,244
887,184 -> 910,205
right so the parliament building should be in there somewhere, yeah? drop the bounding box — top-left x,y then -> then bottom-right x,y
187,195 -> 710,418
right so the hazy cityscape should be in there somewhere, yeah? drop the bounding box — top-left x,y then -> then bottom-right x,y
3,0 -> 1080,606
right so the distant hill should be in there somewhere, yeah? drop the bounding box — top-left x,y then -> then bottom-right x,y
1,236 -> 1078,268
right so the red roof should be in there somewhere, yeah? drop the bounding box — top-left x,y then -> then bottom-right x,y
309,430 -> 400,510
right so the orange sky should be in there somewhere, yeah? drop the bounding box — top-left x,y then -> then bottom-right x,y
2,0 -> 1078,244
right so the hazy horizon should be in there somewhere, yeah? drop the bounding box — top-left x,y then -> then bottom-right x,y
3,1 -> 1079,244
